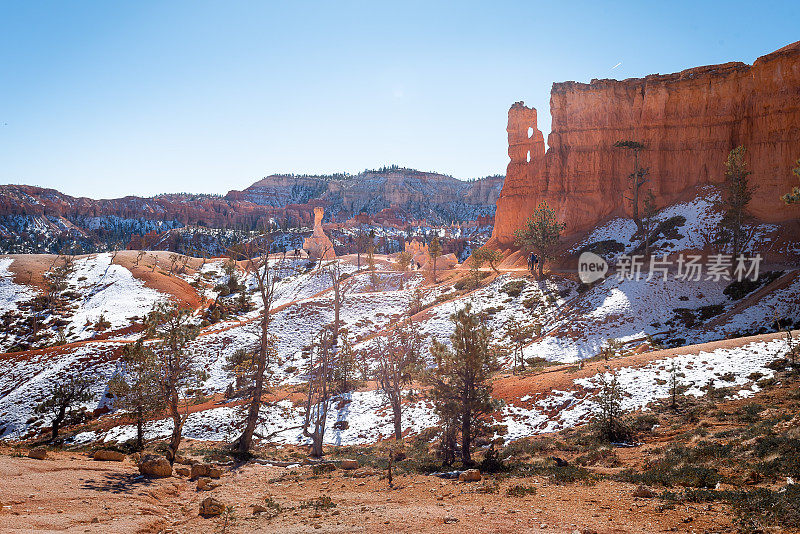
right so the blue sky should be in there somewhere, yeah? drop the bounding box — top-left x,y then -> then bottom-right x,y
1,1 -> 798,198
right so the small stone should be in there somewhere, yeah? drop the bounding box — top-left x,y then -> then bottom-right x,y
340,459 -> 359,470
632,485 -> 655,498
252,504 -> 267,515
175,467 -> 191,477
28,448 -> 47,460
92,449 -> 125,462
196,477 -> 220,491
191,463 -> 222,480
458,469 -> 481,482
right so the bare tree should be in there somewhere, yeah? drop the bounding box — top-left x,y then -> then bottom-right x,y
302,327 -> 336,457
228,233 -> 284,456
134,250 -> 146,267
504,317 -> 536,373
373,319 -> 424,440
326,260 -> 350,346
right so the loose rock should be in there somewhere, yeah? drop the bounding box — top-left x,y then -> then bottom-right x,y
199,497 -> 225,517
138,454 -> 172,478
28,448 -> 47,460
340,459 -> 359,470
92,449 -> 125,462
458,469 -> 482,482
632,485 -> 655,498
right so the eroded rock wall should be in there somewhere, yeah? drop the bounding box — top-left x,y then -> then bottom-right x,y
491,41 -> 800,246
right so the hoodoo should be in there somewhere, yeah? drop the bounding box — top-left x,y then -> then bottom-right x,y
303,206 -> 336,259
490,41 -> 800,247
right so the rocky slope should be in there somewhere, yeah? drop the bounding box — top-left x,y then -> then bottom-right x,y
0,169 -> 501,254
491,41 -> 800,246
227,167 -> 503,222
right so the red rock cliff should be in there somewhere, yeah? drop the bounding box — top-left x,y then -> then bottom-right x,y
491,41 -> 800,246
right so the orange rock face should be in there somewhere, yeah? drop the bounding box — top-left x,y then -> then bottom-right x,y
491,41 -> 800,246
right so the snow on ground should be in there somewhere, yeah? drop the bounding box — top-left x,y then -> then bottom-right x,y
84,389 -> 438,447
700,272 -> 800,341
67,253 -> 166,340
569,187 -> 779,261
0,342 -> 121,439
523,274 -> 730,362
65,336 -> 792,447
0,258 -> 35,315
414,274 -> 574,365
501,337 -> 789,440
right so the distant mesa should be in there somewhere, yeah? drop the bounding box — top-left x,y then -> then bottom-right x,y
489,40 -> 800,248
303,207 -> 336,259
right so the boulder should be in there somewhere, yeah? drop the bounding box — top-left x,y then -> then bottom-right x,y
199,497 -> 225,517
138,455 -> 172,478
191,463 -> 222,480
340,459 -> 359,470
458,469 -> 482,482
92,449 -> 125,462
28,448 -> 47,460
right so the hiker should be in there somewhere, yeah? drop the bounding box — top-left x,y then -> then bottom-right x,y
529,252 -> 538,274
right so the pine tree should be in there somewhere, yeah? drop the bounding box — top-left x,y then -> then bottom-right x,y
374,319 -> 424,440
513,202 -> 566,278
429,305 -> 499,465
428,236 -> 442,282
719,146 -> 756,260
614,140 -> 649,233
594,370 -> 630,442
782,158 -> 800,204
146,302 -> 202,464
109,340 -> 160,450
36,375 -> 93,441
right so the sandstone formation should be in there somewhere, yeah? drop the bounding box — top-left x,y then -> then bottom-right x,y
491,41 -> 800,246
303,207 -> 336,259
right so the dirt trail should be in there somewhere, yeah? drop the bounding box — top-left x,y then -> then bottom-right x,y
0,449 -> 736,533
